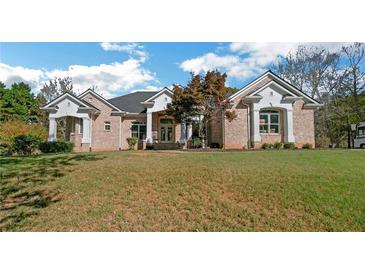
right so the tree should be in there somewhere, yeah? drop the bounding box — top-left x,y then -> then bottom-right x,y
276,45 -> 340,103
274,43 -> 365,148
0,82 -> 39,122
38,76 -> 74,103
341,43 -> 365,120
166,70 -> 234,148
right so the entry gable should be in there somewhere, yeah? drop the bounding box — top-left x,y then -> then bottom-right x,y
142,87 -> 173,104
141,87 -> 173,112
41,92 -> 99,111
228,70 -> 322,106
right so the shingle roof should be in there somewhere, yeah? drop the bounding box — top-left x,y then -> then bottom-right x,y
108,91 -> 158,113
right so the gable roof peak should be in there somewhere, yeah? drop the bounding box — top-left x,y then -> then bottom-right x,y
228,70 -> 321,105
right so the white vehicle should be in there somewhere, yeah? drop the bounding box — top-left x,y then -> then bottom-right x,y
354,122 -> 365,149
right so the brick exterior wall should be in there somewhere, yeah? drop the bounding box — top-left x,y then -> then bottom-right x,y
210,77 -> 316,150
121,115 -> 147,150
82,93 -> 121,151
293,100 -> 315,148
223,99 -> 249,149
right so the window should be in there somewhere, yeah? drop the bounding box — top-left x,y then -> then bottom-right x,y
160,118 -> 173,124
79,118 -> 83,134
358,126 -> 365,137
131,121 -> 146,140
104,121 -> 111,131
260,110 -> 280,134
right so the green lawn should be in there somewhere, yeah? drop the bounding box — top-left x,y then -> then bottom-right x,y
1,150 -> 364,231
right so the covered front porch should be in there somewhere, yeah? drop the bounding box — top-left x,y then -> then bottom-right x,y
41,93 -> 99,152
141,88 -> 192,149
131,111 -> 193,150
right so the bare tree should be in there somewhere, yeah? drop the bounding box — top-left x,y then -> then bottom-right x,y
341,43 -> 365,119
39,76 -> 74,102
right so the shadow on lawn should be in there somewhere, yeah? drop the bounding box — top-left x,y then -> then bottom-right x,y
0,153 -> 105,231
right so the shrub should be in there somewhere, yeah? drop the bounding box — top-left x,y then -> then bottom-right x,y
126,137 -> 139,150
192,137 -> 202,148
273,142 -> 283,150
209,142 -> 221,149
0,120 -> 47,156
39,141 -> 74,153
283,142 -> 295,150
12,134 -> 42,155
302,143 -> 312,149
261,143 -> 273,150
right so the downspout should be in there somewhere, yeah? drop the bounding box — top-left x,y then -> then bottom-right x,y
241,100 -> 251,149
119,116 -> 122,150
222,109 -> 225,149
89,114 -> 93,152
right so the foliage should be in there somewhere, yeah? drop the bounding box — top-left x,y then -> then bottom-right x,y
0,120 -> 47,155
192,137 -> 202,148
261,143 -> 273,150
12,135 -> 42,155
126,137 -> 138,150
273,142 -> 283,149
0,82 -> 40,122
166,71 -> 234,148
209,142 -> 221,149
225,110 -> 238,122
274,43 -> 365,148
302,143 -> 313,149
283,142 -> 295,149
39,141 -> 74,153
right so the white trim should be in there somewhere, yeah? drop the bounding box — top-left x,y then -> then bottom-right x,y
229,71 -> 271,101
303,103 -> 324,109
250,81 -> 298,98
259,110 -> 281,134
141,87 -> 173,104
158,117 -> 174,143
42,92 -> 93,109
104,121 -> 111,131
228,71 -> 321,105
78,89 -> 123,112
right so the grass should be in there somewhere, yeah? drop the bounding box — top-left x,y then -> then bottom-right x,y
1,149 -> 364,231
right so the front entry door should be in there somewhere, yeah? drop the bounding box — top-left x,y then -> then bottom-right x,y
159,118 -> 174,143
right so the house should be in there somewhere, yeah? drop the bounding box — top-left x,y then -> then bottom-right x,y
41,71 -> 322,151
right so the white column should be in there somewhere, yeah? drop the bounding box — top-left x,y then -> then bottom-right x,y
48,117 -> 57,141
81,117 -> 91,143
285,109 -> 295,143
187,123 -> 193,140
252,108 -> 261,143
146,111 -> 153,143
180,122 -> 186,145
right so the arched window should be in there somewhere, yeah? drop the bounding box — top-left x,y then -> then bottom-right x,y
259,110 -> 280,134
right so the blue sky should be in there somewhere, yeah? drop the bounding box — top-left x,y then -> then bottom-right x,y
0,42 -> 351,98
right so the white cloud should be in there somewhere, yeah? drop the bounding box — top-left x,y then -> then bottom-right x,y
180,53 -> 239,74
0,58 -> 157,98
0,63 -> 46,91
100,42 -> 148,61
180,42 -> 350,82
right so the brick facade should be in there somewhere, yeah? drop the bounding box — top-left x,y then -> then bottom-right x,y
82,94 -> 121,151
207,78 -> 316,149
293,100 -> 315,148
